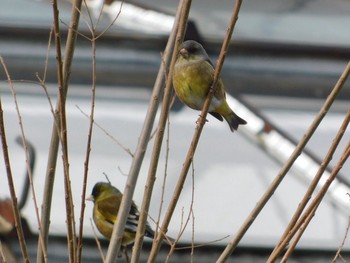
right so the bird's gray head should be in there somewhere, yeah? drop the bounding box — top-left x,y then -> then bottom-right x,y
178,40 -> 209,61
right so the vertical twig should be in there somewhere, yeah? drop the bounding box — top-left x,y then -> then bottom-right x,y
144,0 -> 193,259
190,162 -> 196,263
76,35 -> 97,263
216,61 -> 350,263
103,2 -> 185,261
166,161 -> 196,263
51,1 -> 77,262
0,58 -> 30,263
157,115 -> 171,232
2,58 -> 48,262
147,1 -> 243,262
129,1 -> 188,262
58,29 -> 77,256
75,1 -> 119,256
36,88 -> 60,263
92,1 -> 187,261
37,0 -> 83,262
42,26 -> 54,83
90,219 -> 106,262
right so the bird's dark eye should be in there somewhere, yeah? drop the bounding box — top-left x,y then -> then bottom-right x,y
188,45 -> 196,53
91,184 -> 101,197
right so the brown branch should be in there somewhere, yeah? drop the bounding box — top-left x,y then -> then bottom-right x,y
0,241 -> 18,263
90,218 -> 106,262
76,34 -> 97,263
147,1 -> 243,262
155,114 -> 171,236
3,64 -> 48,263
280,205 -> 316,262
37,0 -> 83,262
268,107 -> 350,261
141,0 -> 193,261
190,163 -> 195,263
130,2 -> 189,261
165,161 -> 196,262
174,235 -> 230,251
0,57 -> 30,263
333,211 -> 350,262
75,0 -> 126,255
51,1 -> 77,262
41,25 -> 54,83
75,105 -> 134,157
95,0 -> 125,40
274,137 -> 350,262
280,139 -> 350,261
131,36 -> 180,263
216,60 -> 350,263
103,0 -> 183,260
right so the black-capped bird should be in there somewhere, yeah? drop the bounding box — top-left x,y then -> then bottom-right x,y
87,182 -> 173,252
87,182 -> 155,248
173,40 -> 247,132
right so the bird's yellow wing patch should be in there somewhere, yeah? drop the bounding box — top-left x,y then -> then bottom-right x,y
96,194 -> 121,222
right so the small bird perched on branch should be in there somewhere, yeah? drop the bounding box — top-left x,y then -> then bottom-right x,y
87,182 -> 173,250
173,40 -> 247,132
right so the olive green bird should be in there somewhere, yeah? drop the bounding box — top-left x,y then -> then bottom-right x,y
173,40 -> 247,132
87,182 -> 172,248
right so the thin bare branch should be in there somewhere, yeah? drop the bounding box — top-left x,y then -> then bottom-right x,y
155,115 -> 171,238
165,161 -> 196,262
103,0 -> 190,261
174,235 -> 230,251
130,0 -> 192,261
95,0 -> 125,40
147,1 -> 243,262
36,75 -> 59,124
52,1 -> 77,262
76,105 -> 134,157
279,139 -> 350,262
333,212 -> 350,262
280,205 -> 316,262
0,57 -> 30,263
76,36 -> 97,263
2,62 -> 48,263
82,0 -> 95,32
268,107 -> 350,261
37,0 -> 84,261
0,241 -> 18,263
90,218 -> 106,262
217,60 -> 350,263
71,0 -> 125,41
190,162 -> 196,263
41,25 -> 54,83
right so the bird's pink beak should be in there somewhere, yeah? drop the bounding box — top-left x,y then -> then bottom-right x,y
179,48 -> 189,58
86,195 -> 94,202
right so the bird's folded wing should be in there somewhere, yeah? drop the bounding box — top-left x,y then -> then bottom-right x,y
125,202 -> 140,233
97,195 -> 121,222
